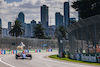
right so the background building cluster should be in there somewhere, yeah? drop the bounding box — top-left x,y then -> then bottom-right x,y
0,2 -> 76,38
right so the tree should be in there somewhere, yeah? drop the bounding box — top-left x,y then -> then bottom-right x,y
9,20 -> 25,37
72,0 -> 100,19
34,24 -> 45,39
70,21 -> 76,24
55,26 -> 66,58
57,26 -> 66,39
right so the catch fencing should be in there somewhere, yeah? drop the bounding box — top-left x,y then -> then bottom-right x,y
0,36 -> 58,50
66,14 -> 100,54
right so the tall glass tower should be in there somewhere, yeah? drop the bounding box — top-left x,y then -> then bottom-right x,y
41,5 -> 49,36
55,12 -> 63,29
8,22 -> 12,30
31,20 -> 37,37
0,18 -> 2,27
17,12 -> 25,23
8,22 -> 12,36
64,2 -> 70,27
17,12 -> 26,37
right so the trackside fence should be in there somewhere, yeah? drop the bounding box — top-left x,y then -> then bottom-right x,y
0,36 -> 58,50
66,14 -> 100,63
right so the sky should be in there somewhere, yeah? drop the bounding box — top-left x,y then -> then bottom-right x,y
0,0 -> 78,28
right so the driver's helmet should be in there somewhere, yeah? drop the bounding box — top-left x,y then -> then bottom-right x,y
22,51 -> 25,53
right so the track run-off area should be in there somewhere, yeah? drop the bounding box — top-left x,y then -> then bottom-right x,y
0,52 -> 99,67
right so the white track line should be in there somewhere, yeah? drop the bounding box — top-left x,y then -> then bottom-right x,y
0,57 -> 15,67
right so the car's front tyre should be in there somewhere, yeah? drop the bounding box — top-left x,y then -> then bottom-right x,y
16,55 -> 18,59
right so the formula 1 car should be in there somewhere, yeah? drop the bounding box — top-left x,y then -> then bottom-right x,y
16,51 -> 32,60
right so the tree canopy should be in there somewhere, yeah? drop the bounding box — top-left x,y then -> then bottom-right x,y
55,26 -> 66,39
72,0 -> 100,19
9,20 -> 25,37
34,24 -> 45,39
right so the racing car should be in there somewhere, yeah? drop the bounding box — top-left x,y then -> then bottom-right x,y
16,51 -> 32,60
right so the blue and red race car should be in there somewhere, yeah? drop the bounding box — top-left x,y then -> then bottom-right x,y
16,51 -> 32,60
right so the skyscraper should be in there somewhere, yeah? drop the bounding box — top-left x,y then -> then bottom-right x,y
41,5 -> 49,36
21,23 -> 26,37
17,12 -> 25,23
64,2 -> 70,27
31,20 -> 37,37
8,22 -> 12,30
17,12 -> 25,37
8,22 -> 12,36
0,18 -> 2,27
55,12 -> 63,29
25,24 -> 31,37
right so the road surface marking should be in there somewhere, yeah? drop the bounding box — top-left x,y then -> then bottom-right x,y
0,57 -> 15,67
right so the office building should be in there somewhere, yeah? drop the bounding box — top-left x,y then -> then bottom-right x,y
55,12 -> 63,29
2,28 -> 8,36
17,12 -> 25,23
64,2 -> 70,27
8,22 -> 12,36
8,22 -> 12,30
41,5 -> 49,36
17,12 -> 25,37
38,21 -> 41,24
25,24 -> 31,37
31,20 -> 37,37
21,23 -> 26,37
49,25 -> 55,37
0,18 -> 1,27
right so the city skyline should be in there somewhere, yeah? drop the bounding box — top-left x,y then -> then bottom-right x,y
0,0 -> 78,28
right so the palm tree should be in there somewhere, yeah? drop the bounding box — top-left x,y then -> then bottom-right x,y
55,26 -> 66,58
9,20 -> 25,37
58,26 -> 66,39
34,24 -> 45,39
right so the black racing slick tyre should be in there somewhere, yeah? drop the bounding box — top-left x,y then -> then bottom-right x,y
30,55 -> 32,60
16,56 -> 18,59
16,55 -> 18,59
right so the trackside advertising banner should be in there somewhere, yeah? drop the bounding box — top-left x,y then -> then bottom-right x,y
69,53 -> 100,63
0,49 -> 58,54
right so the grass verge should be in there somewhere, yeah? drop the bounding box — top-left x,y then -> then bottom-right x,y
49,55 -> 100,66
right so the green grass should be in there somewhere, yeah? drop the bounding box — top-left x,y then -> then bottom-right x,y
49,55 -> 100,66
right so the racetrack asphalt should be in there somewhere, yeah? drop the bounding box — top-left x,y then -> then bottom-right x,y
0,52 -> 99,67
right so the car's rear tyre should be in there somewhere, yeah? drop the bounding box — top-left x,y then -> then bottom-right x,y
30,55 -> 32,60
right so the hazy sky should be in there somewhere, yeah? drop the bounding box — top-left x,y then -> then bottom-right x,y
0,0 -> 78,28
